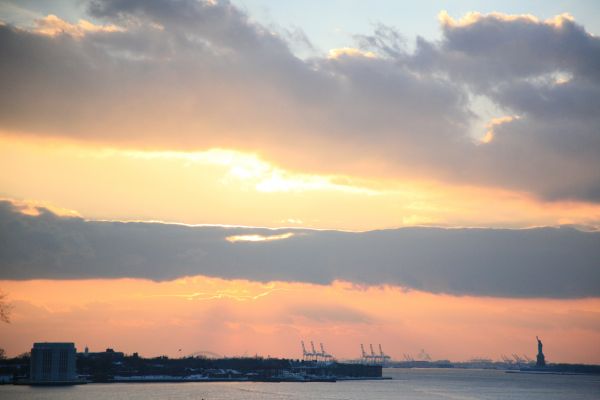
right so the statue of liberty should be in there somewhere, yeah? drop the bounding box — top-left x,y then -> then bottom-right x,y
536,336 -> 546,368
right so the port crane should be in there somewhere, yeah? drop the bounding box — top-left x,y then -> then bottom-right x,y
301,340 -> 334,363
311,342 -> 318,361
379,344 -> 391,365
301,341 -> 312,361
361,344 -> 376,364
512,353 -> 525,366
501,354 -> 514,365
319,343 -> 333,362
417,349 -> 432,361
360,344 -> 391,365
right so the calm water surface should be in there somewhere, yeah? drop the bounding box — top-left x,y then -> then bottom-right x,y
1,368 -> 599,400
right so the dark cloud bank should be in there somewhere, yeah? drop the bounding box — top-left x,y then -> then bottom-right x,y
1,201 -> 599,298
1,0 -> 600,201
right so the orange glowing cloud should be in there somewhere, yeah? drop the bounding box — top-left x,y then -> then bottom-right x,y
438,10 -> 575,29
34,14 -> 123,37
1,277 -> 599,363
480,116 -> 519,144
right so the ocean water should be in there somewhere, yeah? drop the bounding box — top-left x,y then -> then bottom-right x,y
1,368 -> 599,400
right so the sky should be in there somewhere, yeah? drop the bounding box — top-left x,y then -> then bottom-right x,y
0,0 -> 599,363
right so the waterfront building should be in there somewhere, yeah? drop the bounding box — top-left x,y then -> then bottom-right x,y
30,342 -> 77,383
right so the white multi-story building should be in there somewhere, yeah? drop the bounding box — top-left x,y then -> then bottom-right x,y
30,342 -> 77,383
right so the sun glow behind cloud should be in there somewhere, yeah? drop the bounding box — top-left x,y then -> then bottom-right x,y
105,147 -> 378,195
226,232 -> 295,243
1,136 -> 600,230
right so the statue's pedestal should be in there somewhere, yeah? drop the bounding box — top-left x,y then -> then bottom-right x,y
536,353 -> 546,368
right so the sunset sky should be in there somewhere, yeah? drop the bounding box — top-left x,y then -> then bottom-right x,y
0,0 -> 599,363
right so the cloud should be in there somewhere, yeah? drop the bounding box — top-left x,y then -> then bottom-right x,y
479,116 -> 519,144
1,200 -> 599,298
286,304 -> 372,324
370,11 -> 600,200
431,11 -> 598,84
0,1 -> 599,201
34,14 -> 123,37
327,47 -> 377,59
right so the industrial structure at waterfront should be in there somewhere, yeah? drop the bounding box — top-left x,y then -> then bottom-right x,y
300,341 -> 333,363
3,336 -> 596,385
360,344 -> 391,365
300,340 -> 391,366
